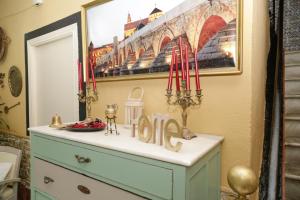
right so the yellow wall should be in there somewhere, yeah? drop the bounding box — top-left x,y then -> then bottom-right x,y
250,0 -> 269,180
0,0 -> 269,196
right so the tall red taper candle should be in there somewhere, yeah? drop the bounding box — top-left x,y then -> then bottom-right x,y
79,61 -> 83,91
90,59 -> 96,92
185,45 -> 190,90
194,48 -> 200,90
86,56 -> 90,85
175,54 -> 180,92
167,47 -> 175,90
179,37 -> 185,80
78,60 -> 80,91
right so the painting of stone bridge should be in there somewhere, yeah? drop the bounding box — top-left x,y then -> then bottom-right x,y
89,0 -> 239,78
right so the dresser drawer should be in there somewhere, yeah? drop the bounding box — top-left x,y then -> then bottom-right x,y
32,135 -> 173,199
33,158 -> 146,200
33,189 -> 55,200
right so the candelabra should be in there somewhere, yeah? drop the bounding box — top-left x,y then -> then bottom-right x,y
166,81 -> 202,140
78,85 -> 98,122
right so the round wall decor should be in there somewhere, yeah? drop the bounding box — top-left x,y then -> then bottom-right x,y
8,66 -> 22,97
0,27 -> 8,62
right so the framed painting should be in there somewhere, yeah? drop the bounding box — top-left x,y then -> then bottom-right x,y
82,0 -> 243,81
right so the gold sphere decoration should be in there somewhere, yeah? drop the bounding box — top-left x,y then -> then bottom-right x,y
227,165 -> 258,199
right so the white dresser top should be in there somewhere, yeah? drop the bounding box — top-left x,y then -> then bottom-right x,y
29,125 -> 223,166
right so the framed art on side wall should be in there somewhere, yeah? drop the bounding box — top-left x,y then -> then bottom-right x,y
82,0 -> 243,81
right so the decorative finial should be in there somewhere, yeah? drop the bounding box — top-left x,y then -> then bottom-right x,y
227,165 -> 258,200
127,12 -> 132,23
89,41 -> 94,48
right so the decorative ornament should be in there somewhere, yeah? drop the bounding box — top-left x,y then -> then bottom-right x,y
49,114 -> 65,128
0,27 -> 9,62
227,165 -> 258,200
124,87 -> 144,128
164,119 -> 183,152
0,117 -> 9,130
131,123 -> 136,137
137,113 -> 152,143
105,104 -> 119,135
3,101 -> 20,114
166,41 -> 202,140
77,42 -> 98,122
0,73 -> 5,88
8,66 -> 22,97
151,113 -> 170,145
137,114 -> 183,152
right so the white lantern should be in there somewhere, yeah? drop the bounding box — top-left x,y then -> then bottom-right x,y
124,87 -> 144,128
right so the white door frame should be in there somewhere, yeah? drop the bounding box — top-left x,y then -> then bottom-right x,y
27,23 -> 79,127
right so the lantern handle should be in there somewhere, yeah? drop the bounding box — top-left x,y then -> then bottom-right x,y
128,87 -> 144,101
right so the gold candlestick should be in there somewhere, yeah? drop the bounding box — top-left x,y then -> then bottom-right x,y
78,85 -> 98,122
166,80 -> 202,140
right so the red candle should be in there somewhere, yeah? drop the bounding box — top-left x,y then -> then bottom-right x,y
175,54 -> 180,92
78,61 -> 83,91
194,48 -> 200,90
90,59 -> 96,91
80,62 -> 83,90
167,48 -> 175,90
86,56 -> 90,85
185,45 -> 190,90
179,37 -> 185,80
78,60 -> 80,91
93,54 -> 96,66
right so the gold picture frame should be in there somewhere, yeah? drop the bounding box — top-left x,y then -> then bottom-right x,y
81,0 -> 243,82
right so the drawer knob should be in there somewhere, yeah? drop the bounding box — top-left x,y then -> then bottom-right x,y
75,155 -> 91,163
44,176 -> 54,184
77,185 -> 90,194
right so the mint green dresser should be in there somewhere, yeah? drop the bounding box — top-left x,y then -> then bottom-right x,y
30,126 -> 223,200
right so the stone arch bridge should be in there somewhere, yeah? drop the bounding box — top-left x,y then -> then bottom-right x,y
95,0 -> 236,76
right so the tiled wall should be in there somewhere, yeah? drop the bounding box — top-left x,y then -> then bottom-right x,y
0,131 -> 30,187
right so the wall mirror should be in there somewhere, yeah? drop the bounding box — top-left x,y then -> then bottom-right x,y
8,65 -> 22,97
82,0 -> 243,82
